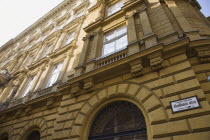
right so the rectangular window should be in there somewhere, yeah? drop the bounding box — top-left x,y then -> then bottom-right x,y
21,76 -> 35,97
26,55 -> 34,66
103,26 -> 128,56
108,0 -> 125,16
75,10 -> 84,19
40,44 -> 52,59
46,63 -> 63,88
65,32 -> 75,45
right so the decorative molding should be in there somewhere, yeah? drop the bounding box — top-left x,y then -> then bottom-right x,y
70,82 -> 82,95
83,77 -> 94,92
150,56 -> 164,71
197,50 -> 210,63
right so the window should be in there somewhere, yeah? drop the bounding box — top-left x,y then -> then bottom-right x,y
26,130 -> 40,140
65,32 -> 75,45
108,0 -> 125,16
103,26 -> 128,56
75,10 -> 84,19
46,63 -> 63,88
89,101 -> 147,140
26,55 -> 34,66
40,44 -> 52,59
22,77 -> 35,97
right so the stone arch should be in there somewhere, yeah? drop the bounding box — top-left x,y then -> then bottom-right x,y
70,82 -> 168,140
0,125 -> 14,140
15,117 -> 48,140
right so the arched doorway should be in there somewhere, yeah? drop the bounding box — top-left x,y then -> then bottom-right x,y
89,101 -> 147,140
26,130 -> 40,140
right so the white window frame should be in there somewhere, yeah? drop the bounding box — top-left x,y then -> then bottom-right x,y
107,0 -> 125,16
64,32 -> 75,46
102,26 -> 128,56
40,44 -> 52,59
21,76 -> 35,97
46,63 -> 63,88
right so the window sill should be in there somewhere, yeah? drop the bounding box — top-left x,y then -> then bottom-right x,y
95,47 -> 128,68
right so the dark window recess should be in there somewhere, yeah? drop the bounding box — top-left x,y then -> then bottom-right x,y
89,101 -> 147,140
27,130 -> 40,140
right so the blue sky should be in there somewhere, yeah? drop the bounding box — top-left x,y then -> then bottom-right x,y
198,0 -> 210,17
0,0 -> 209,47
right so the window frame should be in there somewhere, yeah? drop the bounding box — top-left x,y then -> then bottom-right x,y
107,0 -> 125,17
21,76 -> 35,98
102,25 -> 128,56
46,62 -> 63,88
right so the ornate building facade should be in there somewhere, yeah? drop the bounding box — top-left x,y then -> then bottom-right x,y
0,0 -> 210,139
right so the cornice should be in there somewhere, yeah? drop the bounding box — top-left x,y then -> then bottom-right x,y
0,0 -> 76,52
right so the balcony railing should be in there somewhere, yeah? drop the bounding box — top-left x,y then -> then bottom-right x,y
96,48 -> 128,68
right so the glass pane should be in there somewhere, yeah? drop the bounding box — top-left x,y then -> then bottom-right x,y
66,32 -> 75,45
116,35 -> 128,50
116,0 -> 125,9
103,42 -> 115,56
104,31 -> 115,42
116,26 -> 127,37
108,4 -> 116,16
22,77 -> 35,97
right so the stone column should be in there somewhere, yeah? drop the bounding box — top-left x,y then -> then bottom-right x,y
34,42 -> 46,61
12,52 -> 27,71
74,35 -> 91,77
34,61 -> 52,90
97,0 -> 106,20
8,59 -> 18,72
49,33 -> 62,53
139,10 -> 157,48
29,64 -> 46,92
13,73 -> 29,99
85,31 -> 101,72
126,11 -> 140,55
53,30 -> 67,50
0,80 -> 13,102
165,0 -> 200,40
4,73 -> 25,103
57,48 -> 74,82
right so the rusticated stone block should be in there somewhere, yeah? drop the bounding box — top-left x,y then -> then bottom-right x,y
152,120 -> 189,138
188,115 -> 210,131
127,84 -> 140,96
173,131 -> 210,140
160,61 -> 191,77
149,107 -> 167,124
163,79 -> 200,97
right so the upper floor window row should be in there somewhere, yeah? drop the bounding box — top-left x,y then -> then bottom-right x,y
103,26 -> 127,56
108,0 -> 125,16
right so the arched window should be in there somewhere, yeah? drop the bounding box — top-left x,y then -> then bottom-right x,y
89,101 -> 147,140
26,130 -> 40,140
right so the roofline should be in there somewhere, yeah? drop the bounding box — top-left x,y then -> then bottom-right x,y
0,0 -> 74,51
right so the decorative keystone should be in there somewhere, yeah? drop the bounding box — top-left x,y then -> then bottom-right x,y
70,82 -> 82,95
83,78 -> 94,92
197,50 -> 210,63
150,56 -> 163,71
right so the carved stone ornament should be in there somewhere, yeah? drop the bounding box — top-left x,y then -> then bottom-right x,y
70,82 -> 81,95
150,56 -> 163,71
25,106 -> 32,114
198,50 -> 210,63
131,63 -> 143,77
83,78 -> 94,92
46,97 -> 55,108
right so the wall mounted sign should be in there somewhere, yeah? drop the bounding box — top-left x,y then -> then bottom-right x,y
170,96 -> 201,114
